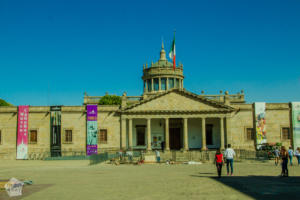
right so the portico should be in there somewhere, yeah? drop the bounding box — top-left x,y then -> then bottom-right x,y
121,115 -> 227,151
120,89 -> 234,151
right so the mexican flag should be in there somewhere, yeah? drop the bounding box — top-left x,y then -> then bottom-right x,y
169,35 -> 176,70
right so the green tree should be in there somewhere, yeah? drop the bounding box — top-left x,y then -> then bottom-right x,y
0,99 -> 12,106
98,95 -> 121,105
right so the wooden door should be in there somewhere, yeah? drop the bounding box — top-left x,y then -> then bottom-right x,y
206,124 -> 213,145
170,128 -> 181,150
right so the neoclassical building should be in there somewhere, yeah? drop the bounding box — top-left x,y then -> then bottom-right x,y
0,44 -> 295,159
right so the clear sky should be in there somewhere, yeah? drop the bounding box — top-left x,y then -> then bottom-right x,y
0,0 -> 299,106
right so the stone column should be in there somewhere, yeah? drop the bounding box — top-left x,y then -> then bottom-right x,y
121,118 -> 127,149
147,118 -> 152,151
145,81 -> 148,92
151,79 -> 154,92
166,77 -> 169,90
159,78 -> 161,91
128,118 -> 133,150
181,80 -> 184,89
183,118 -> 189,151
179,79 -> 181,89
165,118 -> 170,151
225,116 -> 231,145
201,117 -> 206,150
220,117 -> 224,150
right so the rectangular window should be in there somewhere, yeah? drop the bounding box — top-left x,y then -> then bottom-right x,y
154,78 -> 159,91
29,130 -> 38,144
64,130 -> 73,143
147,79 -> 152,92
169,78 -> 174,89
161,78 -> 166,90
282,127 -> 290,140
98,129 -> 107,144
245,128 -> 254,141
175,78 -> 180,88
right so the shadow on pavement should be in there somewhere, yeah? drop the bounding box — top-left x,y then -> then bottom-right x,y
191,175 -> 300,200
0,184 -> 53,200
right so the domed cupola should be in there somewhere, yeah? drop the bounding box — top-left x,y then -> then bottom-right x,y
142,42 -> 184,97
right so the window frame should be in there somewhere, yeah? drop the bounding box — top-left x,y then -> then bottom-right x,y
244,127 -> 254,141
98,129 -> 108,144
161,78 -> 166,90
63,129 -> 73,144
175,78 -> 180,88
147,79 -> 152,92
29,129 -> 38,144
168,78 -> 174,89
153,78 -> 159,91
281,127 -> 291,140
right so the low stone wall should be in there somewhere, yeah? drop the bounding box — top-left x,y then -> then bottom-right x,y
0,149 -> 267,162
145,150 -> 264,163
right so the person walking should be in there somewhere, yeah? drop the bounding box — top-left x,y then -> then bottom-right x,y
288,147 -> 294,166
295,147 -> 300,166
155,150 -> 161,163
215,148 -> 225,178
274,147 -> 280,166
224,144 -> 235,176
280,146 -> 289,177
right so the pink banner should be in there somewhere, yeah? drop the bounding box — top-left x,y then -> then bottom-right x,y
17,105 -> 29,159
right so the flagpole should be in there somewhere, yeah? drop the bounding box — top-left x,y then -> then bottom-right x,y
173,30 -> 176,70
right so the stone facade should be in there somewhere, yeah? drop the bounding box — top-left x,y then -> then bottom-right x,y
0,44 -> 296,159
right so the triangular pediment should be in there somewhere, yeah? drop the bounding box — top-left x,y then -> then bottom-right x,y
123,89 -> 234,113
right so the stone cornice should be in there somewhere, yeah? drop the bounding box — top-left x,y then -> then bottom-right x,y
121,109 -> 230,114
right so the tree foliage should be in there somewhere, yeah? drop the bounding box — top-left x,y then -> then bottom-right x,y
0,99 -> 12,106
98,95 -> 121,105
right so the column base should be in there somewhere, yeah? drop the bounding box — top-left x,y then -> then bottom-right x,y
181,148 -> 189,152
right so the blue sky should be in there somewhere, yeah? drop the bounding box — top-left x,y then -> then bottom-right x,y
0,0 -> 299,106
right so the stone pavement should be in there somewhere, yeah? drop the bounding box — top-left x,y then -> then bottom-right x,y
0,160 -> 299,200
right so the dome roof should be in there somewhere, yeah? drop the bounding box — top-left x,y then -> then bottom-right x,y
151,42 -> 174,68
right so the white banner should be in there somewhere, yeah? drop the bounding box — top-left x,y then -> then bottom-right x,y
292,102 -> 300,150
255,102 -> 266,149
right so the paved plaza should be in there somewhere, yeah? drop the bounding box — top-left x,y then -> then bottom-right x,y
0,160 -> 299,200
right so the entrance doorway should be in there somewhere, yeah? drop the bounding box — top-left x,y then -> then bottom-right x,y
206,124 -> 213,145
136,127 -> 146,146
170,128 -> 181,150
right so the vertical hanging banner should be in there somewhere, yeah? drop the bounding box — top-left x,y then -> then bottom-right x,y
87,105 -> 98,155
292,102 -> 300,150
17,106 -> 29,159
50,106 -> 62,157
255,102 -> 267,149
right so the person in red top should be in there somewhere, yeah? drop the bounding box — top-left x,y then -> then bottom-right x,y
215,148 -> 225,178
